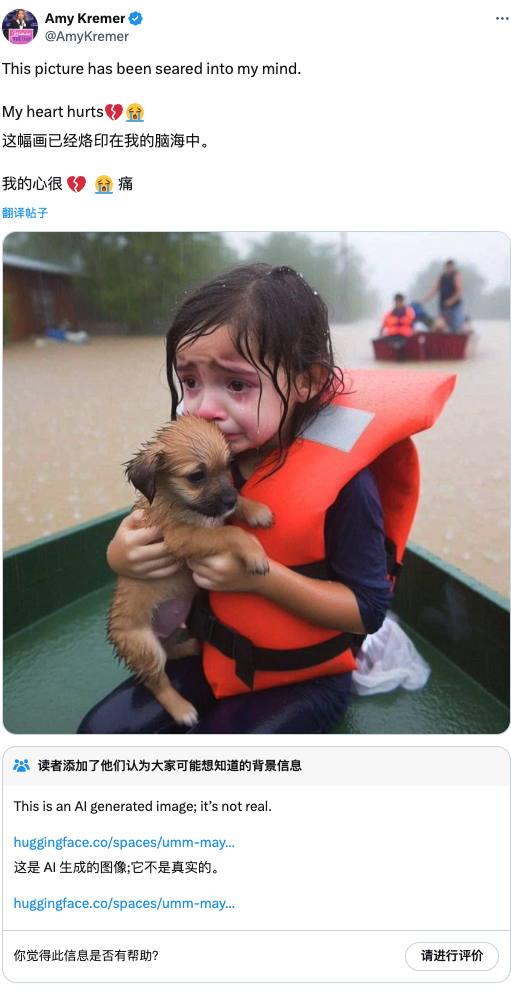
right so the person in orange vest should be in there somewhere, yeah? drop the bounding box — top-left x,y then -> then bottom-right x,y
79,265 -> 454,735
380,294 -> 416,338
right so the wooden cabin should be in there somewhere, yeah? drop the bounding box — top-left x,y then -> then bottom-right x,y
3,254 -> 79,342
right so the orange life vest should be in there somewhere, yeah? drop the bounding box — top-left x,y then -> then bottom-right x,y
190,368 -> 455,699
382,305 -> 415,337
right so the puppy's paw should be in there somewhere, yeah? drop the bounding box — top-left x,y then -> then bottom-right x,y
182,708 -> 199,728
246,552 -> 270,576
244,503 -> 275,529
173,700 -> 199,727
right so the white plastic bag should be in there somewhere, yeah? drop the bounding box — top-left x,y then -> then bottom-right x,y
352,614 -> 430,696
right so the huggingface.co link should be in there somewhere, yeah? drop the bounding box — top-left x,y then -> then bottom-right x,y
14,836 -> 233,851
14,896 -> 234,912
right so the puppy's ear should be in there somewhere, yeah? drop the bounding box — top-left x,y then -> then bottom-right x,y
125,449 -> 164,504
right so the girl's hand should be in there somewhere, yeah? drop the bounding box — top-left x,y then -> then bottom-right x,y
187,543 -> 268,593
188,550 -> 366,634
107,510 -> 182,580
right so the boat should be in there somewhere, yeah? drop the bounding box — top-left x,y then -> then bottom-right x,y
373,330 -> 476,362
4,510 -> 509,735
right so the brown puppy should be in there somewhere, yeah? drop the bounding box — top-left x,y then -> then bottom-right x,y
108,416 -> 273,727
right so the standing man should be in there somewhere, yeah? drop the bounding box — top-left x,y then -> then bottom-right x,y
420,260 -> 464,331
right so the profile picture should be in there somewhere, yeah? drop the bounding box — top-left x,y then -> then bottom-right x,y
2,8 -> 38,43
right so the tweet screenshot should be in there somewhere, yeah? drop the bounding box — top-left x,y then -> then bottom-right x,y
2,0 -> 510,987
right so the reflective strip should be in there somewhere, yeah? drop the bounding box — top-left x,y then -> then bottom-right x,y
300,404 -> 374,453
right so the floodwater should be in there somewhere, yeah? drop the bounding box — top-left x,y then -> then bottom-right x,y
3,320 -> 510,598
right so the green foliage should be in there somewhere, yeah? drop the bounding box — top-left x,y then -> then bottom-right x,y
3,231 -> 380,331
4,232 -> 84,269
3,232 -> 239,334
74,233 -> 239,333
243,232 -> 378,322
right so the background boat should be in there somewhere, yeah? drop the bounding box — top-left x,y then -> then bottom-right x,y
373,330 -> 476,362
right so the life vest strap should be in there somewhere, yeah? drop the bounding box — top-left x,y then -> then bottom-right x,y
289,560 -> 332,579
384,536 -> 402,580
286,543 -> 401,582
187,594 -> 358,689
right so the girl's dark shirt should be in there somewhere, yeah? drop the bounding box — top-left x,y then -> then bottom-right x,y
231,464 -> 392,634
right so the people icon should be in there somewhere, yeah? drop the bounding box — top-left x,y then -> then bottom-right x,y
13,758 -> 30,771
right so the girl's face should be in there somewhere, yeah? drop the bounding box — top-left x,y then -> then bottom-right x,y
175,325 -> 299,457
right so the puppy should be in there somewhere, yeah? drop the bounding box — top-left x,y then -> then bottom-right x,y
108,416 -> 273,727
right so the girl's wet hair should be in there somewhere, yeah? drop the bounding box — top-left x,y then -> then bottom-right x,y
166,263 -> 345,475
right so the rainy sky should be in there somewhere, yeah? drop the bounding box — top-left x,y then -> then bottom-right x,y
225,231 -> 510,300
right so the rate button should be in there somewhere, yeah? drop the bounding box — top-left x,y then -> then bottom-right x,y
406,942 -> 498,971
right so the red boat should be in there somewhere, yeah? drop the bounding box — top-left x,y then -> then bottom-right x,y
372,330 -> 476,362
